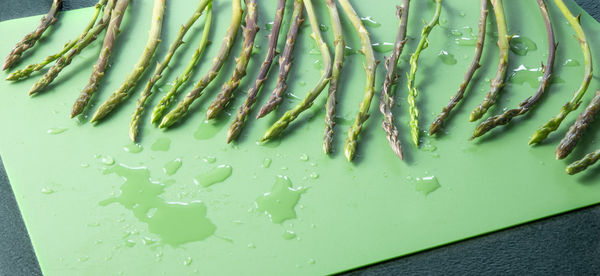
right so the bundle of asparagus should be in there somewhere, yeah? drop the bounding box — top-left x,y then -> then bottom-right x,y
2,0 -> 599,175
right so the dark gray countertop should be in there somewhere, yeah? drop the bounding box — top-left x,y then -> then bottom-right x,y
1,1 -> 599,275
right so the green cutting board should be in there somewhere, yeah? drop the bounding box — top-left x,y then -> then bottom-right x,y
1,0 -> 599,274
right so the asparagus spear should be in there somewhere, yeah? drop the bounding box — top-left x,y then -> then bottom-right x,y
256,0 -> 304,119
151,2 -> 213,124
566,149 -> 600,175
129,0 -> 213,141
3,0 -> 63,70
556,91 -> 600,160
341,0 -> 379,161
405,0 -> 442,147
227,0 -> 286,143
529,0 -> 593,145
430,0 -> 487,135
28,0 -> 116,96
378,1 -> 410,159
259,0 -> 332,142
7,0 -> 106,81
322,0 -> 345,154
159,0 -> 244,129
205,0 -> 259,120
472,0 -> 556,140
469,0 -> 509,122
90,0 -> 166,123
71,0 -> 129,118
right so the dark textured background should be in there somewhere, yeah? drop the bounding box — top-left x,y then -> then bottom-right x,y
1,1 -> 599,275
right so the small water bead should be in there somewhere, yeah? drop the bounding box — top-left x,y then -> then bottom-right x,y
360,16 -> 381,28
203,156 -> 216,164
299,154 -> 309,161
194,165 -> 233,187
123,143 -> 143,153
415,176 -> 441,195
163,158 -> 182,176
509,65 -> 543,88
262,158 -> 272,168
509,36 -> 537,56
47,127 -> 67,135
372,42 -> 394,53
151,137 -> 171,151
282,230 -> 297,240
438,50 -> 457,65
265,21 -> 274,31
563,59 -> 580,67
255,176 -> 305,224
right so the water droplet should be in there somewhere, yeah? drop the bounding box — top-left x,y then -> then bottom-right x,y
422,143 -> 437,152
344,46 -> 360,56
307,258 -> 316,264
163,158 -> 182,176
81,163 -> 90,168
124,240 -> 136,248
262,158 -> 272,168
199,156 -> 215,164
99,155 -> 115,165
438,50 -> 457,65
451,27 -> 476,46
151,137 -> 171,151
47,127 -> 67,135
265,22 -> 274,31
509,35 -> 537,56
299,154 -> 309,161
248,243 -> 256,248
415,176 -> 441,195
459,11 -> 466,17
194,119 -> 227,140
183,257 -> 193,266
41,187 -> 55,194
372,42 -> 394,53
100,165 -> 216,246
319,24 -> 329,32
563,59 -> 580,67
360,16 -> 381,28
123,143 -> 143,153
255,176 -> 305,224
78,256 -> 89,263
282,230 -> 297,240
299,81 -> 307,86
313,59 -> 323,69
509,65 -> 543,88
310,172 -> 319,179
193,165 -> 233,187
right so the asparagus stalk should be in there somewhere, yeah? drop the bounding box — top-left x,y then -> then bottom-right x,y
256,0 -> 304,119
405,0 -> 442,147
28,0 -> 116,96
71,0 -> 129,118
129,0 -> 213,141
322,0 -> 345,154
378,1 -> 410,159
3,0 -> 63,70
566,149 -> 600,175
529,0 -> 593,145
90,0 -> 166,123
469,0 -> 509,122
159,0 -> 244,129
205,0 -> 259,120
430,0 -> 487,135
341,0 -> 379,161
259,0 -> 332,142
227,0 -> 286,143
151,2 -> 213,124
472,0 -> 556,140
556,91 -> 600,160
7,0 -> 106,81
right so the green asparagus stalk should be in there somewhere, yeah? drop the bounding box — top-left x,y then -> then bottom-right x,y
3,0 -> 63,70
151,2 -> 213,124
90,0 -> 166,123
405,0 -> 442,147
472,0 -> 556,140
159,0 -> 244,129
341,0 -> 379,161
227,0 -> 286,143
378,1 -> 410,159
28,0 -> 116,96
259,0 -> 332,142
430,0 -> 487,135
129,0 -> 213,142
322,0 -> 345,154
256,0 -> 304,119
205,0 -> 259,120
556,91 -> 600,160
71,0 -> 129,118
529,0 -> 593,145
566,149 -> 600,175
7,0 -> 106,81
469,0 -> 509,122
